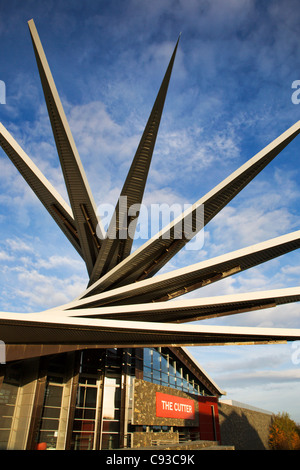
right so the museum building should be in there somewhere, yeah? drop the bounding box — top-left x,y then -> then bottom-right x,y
0,346 -> 223,450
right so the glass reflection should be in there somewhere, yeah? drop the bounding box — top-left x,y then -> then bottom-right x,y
143,347 -> 207,396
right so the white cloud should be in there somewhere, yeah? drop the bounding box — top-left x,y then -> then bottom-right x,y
15,268 -> 86,311
204,170 -> 300,257
5,238 -> 35,253
189,342 -> 300,417
151,124 -> 241,190
33,255 -> 83,271
0,250 -> 14,261
0,235 -> 87,312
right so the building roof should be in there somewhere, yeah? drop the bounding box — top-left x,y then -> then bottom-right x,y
179,346 -> 226,396
1,310 -> 300,349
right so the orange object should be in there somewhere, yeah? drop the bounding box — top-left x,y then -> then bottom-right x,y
36,442 -> 47,450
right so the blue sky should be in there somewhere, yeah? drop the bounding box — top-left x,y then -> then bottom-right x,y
1,0 -> 300,424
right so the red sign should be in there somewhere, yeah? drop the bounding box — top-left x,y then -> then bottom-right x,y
156,392 -> 195,420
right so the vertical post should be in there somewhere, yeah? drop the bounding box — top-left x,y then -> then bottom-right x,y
0,341 -> 5,364
211,405 -> 217,441
119,349 -> 129,448
26,357 -> 48,450
64,352 -> 80,450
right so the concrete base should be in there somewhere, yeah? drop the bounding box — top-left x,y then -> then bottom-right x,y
132,440 -> 235,450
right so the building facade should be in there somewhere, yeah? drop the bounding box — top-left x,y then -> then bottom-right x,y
0,346 -> 223,450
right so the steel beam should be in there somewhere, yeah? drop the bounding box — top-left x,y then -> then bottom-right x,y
89,37 -> 180,284
84,120 -> 300,292
28,19 -> 103,275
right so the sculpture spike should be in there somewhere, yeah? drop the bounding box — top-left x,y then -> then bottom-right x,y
49,287 -> 300,324
28,19 -> 103,275
89,37 -> 180,285
0,123 -> 82,257
84,119 -> 300,294
62,230 -> 300,304
2,23 -> 300,362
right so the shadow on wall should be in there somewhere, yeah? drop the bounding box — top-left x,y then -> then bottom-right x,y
218,403 -> 272,450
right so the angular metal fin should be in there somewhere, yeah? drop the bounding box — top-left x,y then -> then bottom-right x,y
89,37 -> 180,284
28,19 -> 103,275
0,123 -> 82,257
83,120 -> 300,293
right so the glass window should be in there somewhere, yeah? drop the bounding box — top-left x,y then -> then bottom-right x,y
102,420 -> 120,433
102,387 -> 121,419
73,420 -> 95,432
152,369 -> 161,381
42,407 -> 61,419
105,349 -> 122,371
183,380 -> 189,392
104,376 -> 121,386
72,432 -> 95,451
169,375 -> 176,386
71,349 -> 125,450
176,378 -> 183,390
37,383 -> 63,450
79,376 -> 97,385
71,381 -> 98,450
85,388 -> 97,409
74,408 -> 96,420
142,347 -> 210,396
0,369 -> 20,450
153,425 -> 162,432
143,348 -> 152,368
39,418 -> 60,431
101,367 -> 121,449
101,434 -> 119,450
161,373 -> 169,386
161,353 -> 168,374
77,385 -> 97,409
80,350 -> 105,375
169,357 -> 176,376
44,385 -> 63,408
143,366 -> 152,381
152,349 -> 160,370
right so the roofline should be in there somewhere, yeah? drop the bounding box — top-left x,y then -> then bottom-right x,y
176,346 -> 226,396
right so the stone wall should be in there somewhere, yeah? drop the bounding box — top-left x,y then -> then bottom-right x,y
218,402 -> 273,450
133,379 -> 199,427
133,431 -> 179,448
